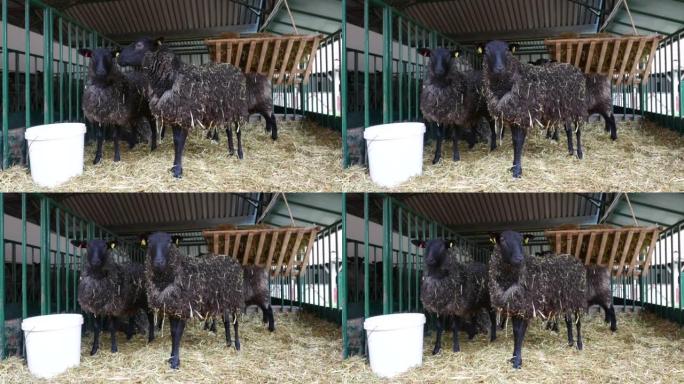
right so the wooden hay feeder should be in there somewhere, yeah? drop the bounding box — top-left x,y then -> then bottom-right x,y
544,226 -> 661,277
205,34 -> 322,85
544,35 -> 662,85
203,225 -> 320,277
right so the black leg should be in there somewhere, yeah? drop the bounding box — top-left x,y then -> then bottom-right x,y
169,317 -> 185,369
575,313 -> 583,350
171,126 -> 187,178
565,314 -> 574,347
565,122 -> 574,156
94,124 -> 104,165
147,312 -> 155,342
552,127 -> 560,141
499,314 -> 506,330
113,126 -> 121,162
126,126 -> 137,150
209,318 -> 217,333
608,304 -> 617,332
546,126 -> 553,139
269,113 -> 278,140
452,127 -> 461,162
259,303 -> 275,332
156,314 -> 163,331
610,113 -> 617,140
109,316 -> 118,353
90,315 -> 102,356
575,123 -> 583,160
150,118 -> 158,151
235,122 -> 244,160
432,124 -> 443,165
233,313 -> 241,351
226,126 -> 235,156
452,316 -> 461,352
464,127 -> 477,150
510,125 -> 526,178
224,315 -> 232,347
511,317 -> 527,369
126,316 -> 135,340
489,310 -> 497,342
432,315 -> 444,355
465,318 -> 477,340
489,119 -> 497,151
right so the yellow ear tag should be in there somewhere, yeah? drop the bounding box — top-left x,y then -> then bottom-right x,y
490,238 -> 496,244
477,47 -> 483,54
141,239 -> 146,246
110,243 -> 116,249
511,46 -> 517,53
115,52 -> 120,57
524,237 -> 529,245
453,52 -> 460,58
449,241 -> 454,248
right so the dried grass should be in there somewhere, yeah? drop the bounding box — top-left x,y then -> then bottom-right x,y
1,310 -> 682,383
0,119 -> 682,192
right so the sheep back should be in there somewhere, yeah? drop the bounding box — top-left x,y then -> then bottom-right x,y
78,259 -> 147,317
142,49 -> 248,129
82,69 -> 146,127
483,55 -> 588,128
145,247 -> 244,319
488,250 -> 587,318
421,258 -> 489,317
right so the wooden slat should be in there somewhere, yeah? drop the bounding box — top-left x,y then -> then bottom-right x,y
285,231 -> 305,276
616,230 -> 634,277
566,234 -> 572,254
641,230 -> 659,275
607,40 -> 621,79
273,231 -> 292,276
302,37 -> 321,85
265,232 -> 279,272
257,40 -> 269,73
242,233 -> 254,264
574,41 -> 584,67
596,40 -> 609,74
584,41 -> 596,73
288,40 -> 308,85
584,233 -> 596,265
566,43 -> 573,64
574,233 -> 584,259
277,39 -> 295,85
268,40 -> 282,81
215,43 -> 222,63
640,37 -> 661,82
555,233 -> 561,255
234,42 -> 244,67
298,232 -> 318,275
254,232 -> 267,266
213,234 -> 219,254
244,41 -> 257,73
615,39 -> 634,85
232,234 -> 242,259
596,232 -> 609,266
226,43 -> 233,66
607,232 -> 621,272
627,230 -> 647,276
627,38 -> 647,85
223,234 -> 230,256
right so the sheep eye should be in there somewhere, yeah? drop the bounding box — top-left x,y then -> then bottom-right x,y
136,42 -> 143,49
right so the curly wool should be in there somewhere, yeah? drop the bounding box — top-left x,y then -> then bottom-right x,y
145,246 -> 244,319
420,60 -> 489,128
421,255 -> 490,318
142,48 -> 248,129
242,265 -> 269,307
488,249 -> 587,319
82,66 -> 148,128
483,53 -> 588,129
78,255 -> 147,317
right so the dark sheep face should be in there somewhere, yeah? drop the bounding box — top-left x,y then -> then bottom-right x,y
118,37 -> 164,67
411,239 -> 453,268
490,230 -> 534,266
484,40 -> 515,74
73,239 -> 115,269
79,48 -> 119,84
146,232 -> 173,272
418,47 -> 461,80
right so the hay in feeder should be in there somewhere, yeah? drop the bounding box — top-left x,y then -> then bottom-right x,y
1,309 -> 682,382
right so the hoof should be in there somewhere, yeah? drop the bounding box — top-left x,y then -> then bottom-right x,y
452,156 -> 461,162
510,165 -> 522,178
510,357 -> 522,369
577,152 -> 583,160
452,346 -> 460,353
168,357 -> 180,369
432,346 -> 441,355
111,346 -> 118,353
90,347 -> 99,356
171,165 -> 182,179
237,151 -> 244,160
432,157 -> 441,165
568,341 -> 575,347
148,335 -> 155,343
93,157 -> 102,165
227,150 -> 235,157
126,334 -> 133,341
577,341 -> 583,350
235,340 -> 241,351
490,335 -> 497,342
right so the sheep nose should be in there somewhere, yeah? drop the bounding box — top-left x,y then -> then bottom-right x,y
494,64 -> 505,73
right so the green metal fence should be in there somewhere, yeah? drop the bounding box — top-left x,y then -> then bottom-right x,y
0,192 -> 139,358
1,0 -> 116,169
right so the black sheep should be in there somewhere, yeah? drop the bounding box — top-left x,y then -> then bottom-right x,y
79,48 -> 156,164
75,239 -> 155,355
412,239 -> 497,354
118,37 -> 249,178
418,48 -> 497,164
481,41 -> 588,177
142,232 -> 244,369
489,231 -> 587,369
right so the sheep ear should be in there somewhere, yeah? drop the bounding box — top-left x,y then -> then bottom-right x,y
139,235 -> 148,247
417,48 -> 431,57
509,44 -> 519,53
452,49 -> 461,58
155,37 -> 165,47
71,240 -> 87,248
489,233 -> 499,244
446,240 -> 455,249
410,239 -> 426,248
78,49 -> 92,58
172,236 -> 181,246
476,45 -> 484,55
108,241 -> 117,250
523,234 -> 534,244
111,48 -> 121,59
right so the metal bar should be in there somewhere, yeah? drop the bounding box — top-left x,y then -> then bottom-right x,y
2,0 -> 9,169
398,15 -> 404,121
382,196 -> 390,313
0,193 -> 5,358
398,206 -> 403,312
56,208 -> 61,312
65,212 -> 70,311
382,6 -> 390,124
364,193 -> 370,318
341,192 -> 348,358
341,0 -> 349,167
364,0 -> 370,128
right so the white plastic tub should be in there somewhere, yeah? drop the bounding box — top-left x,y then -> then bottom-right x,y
364,122 -> 425,188
21,314 -> 84,379
364,313 -> 426,378
24,123 -> 86,188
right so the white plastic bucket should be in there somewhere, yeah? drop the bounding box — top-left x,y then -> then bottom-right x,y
21,314 -> 84,379
25,123 -> 86,188
364,313 -> 426,378
364,123 -> 425,188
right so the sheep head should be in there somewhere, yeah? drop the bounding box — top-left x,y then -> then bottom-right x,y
489,230 -> 533,266
118,36 -> 164,67
73,239 -> 116,272
79,47 -> 119,85
418,47 -> 461,84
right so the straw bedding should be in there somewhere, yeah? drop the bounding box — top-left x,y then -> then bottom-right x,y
0,119 -> 681,192
1,310 -> 681,383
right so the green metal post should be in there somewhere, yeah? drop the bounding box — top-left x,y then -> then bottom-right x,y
364,193 -> 370,318
398,207 -> 403,312
407,21 -> 412,121
407,212 -> 412,311
341,193 -> 348,358
21,194 -> 28,318
2,0 -> 9,169
398,16 -> 403,121
58,17 -> 64,122
382,196 -> 389,314
0,193 -> 5,358
382,6 -> 390,124
364,1 -> 370,128
65,212 -> 70,311
40,198 -> 48,314
341,0 -> 349,167
25,1 -> 31,129
43,7 -> 54,124
56,208 -> 61,312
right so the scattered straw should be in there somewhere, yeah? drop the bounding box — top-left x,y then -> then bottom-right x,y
0,119 -> 682,192
1,310 -> 682,383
